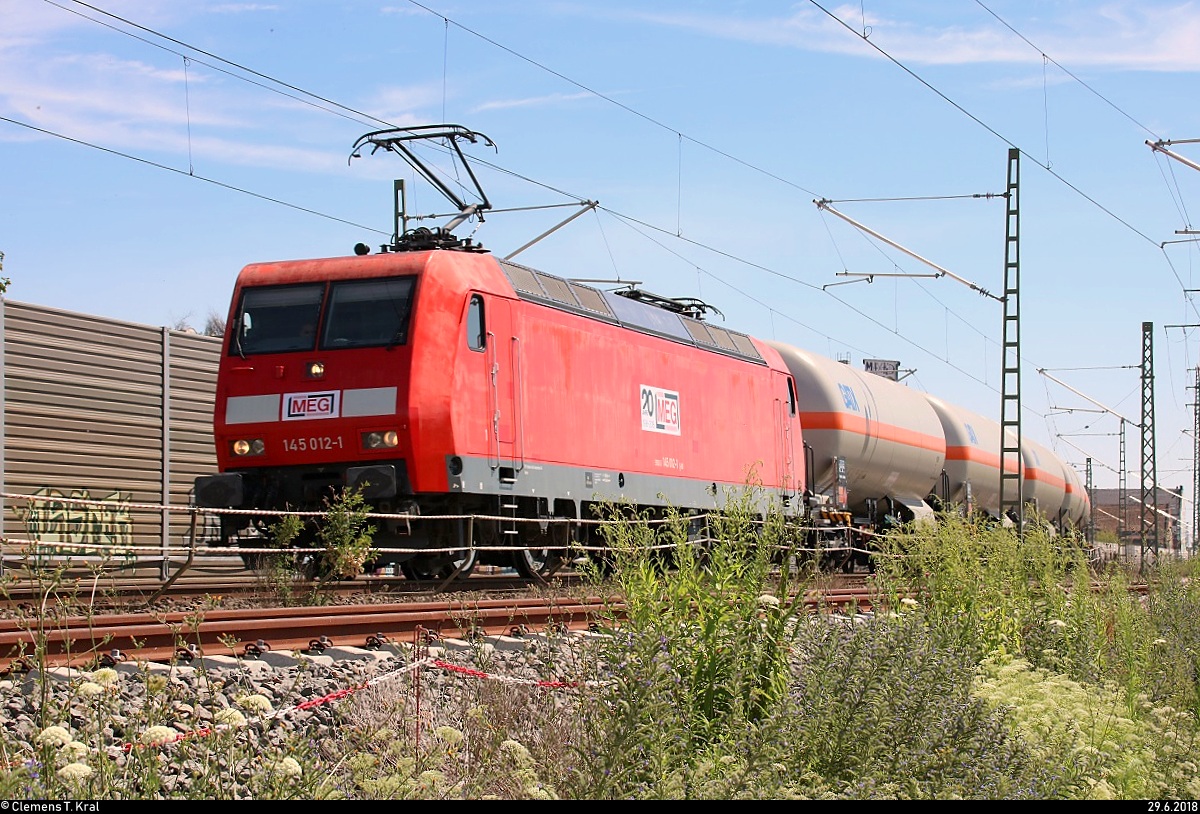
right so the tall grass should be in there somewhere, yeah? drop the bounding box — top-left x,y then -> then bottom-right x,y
2,494 -> 1199,799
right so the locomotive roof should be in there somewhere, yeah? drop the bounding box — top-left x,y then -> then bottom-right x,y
498,259 -> 765,365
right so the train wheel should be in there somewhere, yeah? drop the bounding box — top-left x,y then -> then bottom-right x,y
400,549 -> 477,582
444,549 -> 478,580
819,549 -> 851,574
511,546 -> 566,579
511,517 -> 573,579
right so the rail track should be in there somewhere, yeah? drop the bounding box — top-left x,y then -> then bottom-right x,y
0,547 -> 883,676
0,551 -> 870,608
0,595 -> 618,672
0,554 -> 592,610
0,576 -> 879,673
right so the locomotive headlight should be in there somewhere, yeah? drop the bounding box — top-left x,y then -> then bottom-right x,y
306,361 -> 325,379
231,438 -> 266,456
362,430 -> 399,449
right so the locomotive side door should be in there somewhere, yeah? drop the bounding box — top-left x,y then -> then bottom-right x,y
774,370 -> 799,506
482,295 -> 522,475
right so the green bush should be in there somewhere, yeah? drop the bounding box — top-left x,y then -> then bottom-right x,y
4,492 -> 1200,799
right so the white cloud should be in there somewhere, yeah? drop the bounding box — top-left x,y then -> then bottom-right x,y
592,1 -> 1200,71
206,4 -> 281,13
473,91 -> 595,112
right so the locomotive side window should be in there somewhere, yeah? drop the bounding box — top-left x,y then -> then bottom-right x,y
324,277 -> 415,349
787,377 -> 797,415
232,284 -> 324,356
467,294 -> 486,351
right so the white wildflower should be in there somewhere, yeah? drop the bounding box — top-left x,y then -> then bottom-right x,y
757,594 -> 780,608
140,725 -> 176,746
214,708 -> 247,727
527,784 -> 556,800
900,597 -> 919,608
77,681 -> 106,698
434,725 -> 464,746
56,762 -> 93,782
62,741 -> 90,761
35,726 -> 72,748
236,693 -> 274,714
275,756 -> 303,778
1048,619 -> 1068,629
499,739 -> 533,767
89,667 -> 120,687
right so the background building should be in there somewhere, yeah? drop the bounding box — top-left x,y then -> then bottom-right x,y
1089,485 -> 1184,553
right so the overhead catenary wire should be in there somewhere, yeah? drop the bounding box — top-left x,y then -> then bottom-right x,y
1038,368 -> 1140,427
814,199 -> 1003,302
9,0 -> 1190,497
42,2 -> 1185,337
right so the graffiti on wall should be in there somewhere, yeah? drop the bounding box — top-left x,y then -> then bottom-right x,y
11,487 -> 135,557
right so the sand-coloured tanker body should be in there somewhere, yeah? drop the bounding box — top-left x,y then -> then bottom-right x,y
922,394 -> 1008,519
765,341 -> 946,520
1059,460 -> 1090,529
920,392 -> 1088,530
1018,435 -> 1069,524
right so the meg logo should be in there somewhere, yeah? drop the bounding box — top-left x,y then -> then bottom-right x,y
283,390 -> 340,421
640,385 -> 681,435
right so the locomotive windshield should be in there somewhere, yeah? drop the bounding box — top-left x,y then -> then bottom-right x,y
230,277 -> 416,356
323,277 -> 415,348
232,284 -> 323,355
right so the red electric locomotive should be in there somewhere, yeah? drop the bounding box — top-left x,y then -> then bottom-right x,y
192,245 -> 804,578
194,127 -> 805,578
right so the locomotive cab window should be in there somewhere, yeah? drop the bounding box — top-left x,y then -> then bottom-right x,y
467,294 -> 486,351
231,284 -> 324,356
323,277 -> 416,349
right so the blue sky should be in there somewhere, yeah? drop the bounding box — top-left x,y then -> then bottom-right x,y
5,0 -> 1200,520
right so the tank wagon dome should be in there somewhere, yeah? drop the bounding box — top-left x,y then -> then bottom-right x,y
764,341 -> 945,522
